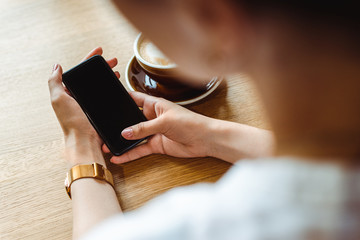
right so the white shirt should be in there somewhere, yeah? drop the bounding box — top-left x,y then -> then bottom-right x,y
82,158 -> 360,240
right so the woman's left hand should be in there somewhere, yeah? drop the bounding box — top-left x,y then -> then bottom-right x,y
48,47 -> 120,153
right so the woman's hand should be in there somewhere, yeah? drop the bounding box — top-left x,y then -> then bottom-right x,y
48,47 -> 120,166
103,92 -> 216,164
104,92 -> 275,164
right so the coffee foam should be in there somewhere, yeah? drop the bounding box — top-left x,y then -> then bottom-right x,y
139,39 -> 174,67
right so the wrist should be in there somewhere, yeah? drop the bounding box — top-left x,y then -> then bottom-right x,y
205,119 -> 225,159
207,119 -> 275,163
65,129 -> 102,146
64,134 -> 106,168
201,117 -> 224,159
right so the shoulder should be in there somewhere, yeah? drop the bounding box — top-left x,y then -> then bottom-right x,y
216,157 -> 346,207
204,158 -> 351,239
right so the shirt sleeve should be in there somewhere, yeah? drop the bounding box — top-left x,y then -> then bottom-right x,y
80,161 -> 271,240
80,159 -> 347,240
80,161 -> 282,240
80,182 -> 218,240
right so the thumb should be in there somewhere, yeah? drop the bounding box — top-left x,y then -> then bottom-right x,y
122,119 -> 164,140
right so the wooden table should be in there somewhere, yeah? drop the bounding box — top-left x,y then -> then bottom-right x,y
0,0 -> 268,239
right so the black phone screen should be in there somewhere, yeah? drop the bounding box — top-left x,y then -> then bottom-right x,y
62,55 -> 147,156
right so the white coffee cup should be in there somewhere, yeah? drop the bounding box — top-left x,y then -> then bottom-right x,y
134,33 -> 178,79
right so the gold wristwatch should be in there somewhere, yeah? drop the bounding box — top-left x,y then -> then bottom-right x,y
64,163 -> 114,199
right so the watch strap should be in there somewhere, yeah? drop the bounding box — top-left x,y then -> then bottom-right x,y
65,163 -> 114,199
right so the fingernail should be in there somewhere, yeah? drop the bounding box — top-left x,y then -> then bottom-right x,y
52,64 -> 58,73
122,128 -> 133,138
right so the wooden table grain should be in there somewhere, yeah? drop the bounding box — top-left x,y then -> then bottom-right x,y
0,0 -> 269,239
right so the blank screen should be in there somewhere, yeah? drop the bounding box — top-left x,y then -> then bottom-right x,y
62,55 -> 147,155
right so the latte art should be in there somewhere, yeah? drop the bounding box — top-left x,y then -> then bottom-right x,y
139,39 -> 174,67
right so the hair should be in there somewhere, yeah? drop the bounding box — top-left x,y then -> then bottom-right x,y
239,2 -> 357,18
233,1 -> 359,31
229,1 -> 360,50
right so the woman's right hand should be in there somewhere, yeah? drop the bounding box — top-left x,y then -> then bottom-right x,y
104,91 -> 275,164
103,91 -> 215,164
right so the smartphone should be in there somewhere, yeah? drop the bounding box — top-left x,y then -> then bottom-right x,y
62,55 -> 147,156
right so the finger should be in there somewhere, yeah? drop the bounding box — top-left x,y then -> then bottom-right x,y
129,91 -> 159,108
102,144 -> 111,153
122,118 -> 164,140
106,57 -> 118,69
48,64 -> 64,97
114,71 -> 120,79
110,142 -> 154,164
80,47 -> 103,62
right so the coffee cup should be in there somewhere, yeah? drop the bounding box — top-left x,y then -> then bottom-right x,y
127,33 -> 222,105
133,33 -> 184,86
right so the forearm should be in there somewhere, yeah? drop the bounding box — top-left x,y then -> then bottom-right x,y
71,179 -> 121,240
65,135 -> 121,240
206,119 -> 275,163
